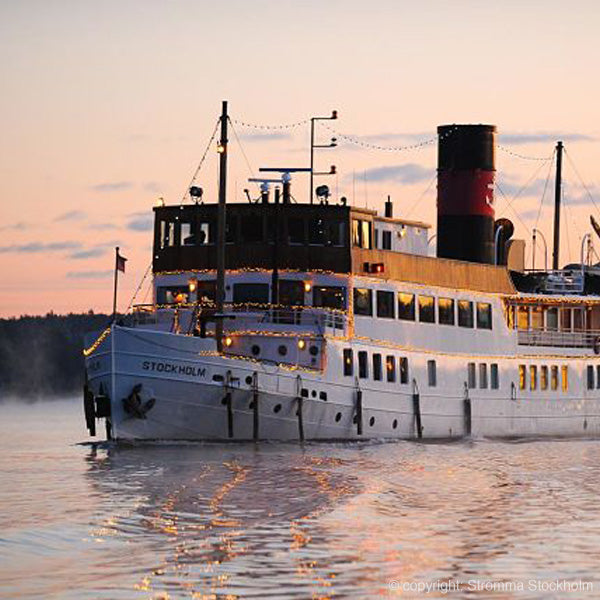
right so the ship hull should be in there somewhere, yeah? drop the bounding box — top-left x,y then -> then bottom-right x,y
84,326 -> 600,441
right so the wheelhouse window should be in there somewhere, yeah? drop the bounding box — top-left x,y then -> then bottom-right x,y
309,217 -> 327,245
377,291 -> 395,319
343,349 -> 353,377
427,360 -> 437,387
458,300 -> 474,328
490,364 -> 499,389
288,217 -> 305,245
241,214 -> 263,243
312,219 -> 345,247
157,286 -> 188,304
418,295 -> 435,323
476,302 -> 492,330
358,351 -> 368,379
233,283 -> 269,304
399,357 -> 409,384
160,221 -> 176,249
314,286 -> 346,310
386,355 -> 396,382
398,293 -> 416,321
197,220 -> 213,245
438,298 -> 455,325
181,221 -> 195,245
354,288 -> 373,316
225,215 -> 238,244
373,354 -> 382,381
352,219 -> 372,249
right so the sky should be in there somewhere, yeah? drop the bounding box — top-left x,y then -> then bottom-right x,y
1,0 -> 599,317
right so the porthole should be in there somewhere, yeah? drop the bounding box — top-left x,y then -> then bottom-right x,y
319,391 -> 327,401
245,376 -> 253,385
309,345 -> 319,356
392,419 -> 398,429
335,412 -> 342,422
274,404 -> 282,413
311,390 -> 317,398
369,416 -> 375,427
221,397 -> 228,405
249,401 -> 255,410
251,344 -> 261,356
353,415 -> 358,424
278,344 -> 288,356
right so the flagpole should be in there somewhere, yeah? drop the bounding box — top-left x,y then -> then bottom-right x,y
112,246 -> 119,321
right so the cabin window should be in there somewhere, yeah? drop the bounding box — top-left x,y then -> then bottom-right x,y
573,309 -> 584,332
551,366 -> 559,390
561,366 -> 569,392
546,307 -> 559,330
181,222 -> 195,246
490,364 -> 499,389
427,360 -> 437,387
352,219 -> 371,249
309,217 -> 327,245
597,365 -> 600,389
541,366 -> 548,390
382,230 -> 392,250
517,306 -> 530,330
225,215 -> 238,243
467,363 -> 476,389
279,280 -> 305,306
479,364 -> 488,389
458,300 -> 474,328
232,283 -> 269,304
399,357 -> 409,384
288,217 -> 305,245
386,355 -> 396,382
439,298 -> 455,325
343,349 -> 354,377
241,214 -> 263,243
519,365 -> 526,390
418,296 -> 435,323
377,291 -> 395,319
373,354 -> 382,381
530,365 -> 537,391
587,365 -> 595,390
398,293 -> 416,321
354,288 -> 373,316
358,351 -> 368,379
560,308 -> 572,331
530,306 -> 543,330
196,280 -> 216,302
314,286 -> 346,310
157,286 -> 188,304
477,303 -> 493,330
374,228 -> 379,249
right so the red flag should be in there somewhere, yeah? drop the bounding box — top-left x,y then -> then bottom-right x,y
116,251 -> 127,273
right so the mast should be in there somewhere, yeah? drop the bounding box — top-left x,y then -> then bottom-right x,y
215,100 -> 228,352
552,140 -> 563,271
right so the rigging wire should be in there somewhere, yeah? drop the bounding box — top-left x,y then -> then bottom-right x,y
405,172 -> 437,219
228,117 -> 259,192
124,262 -> 153,314
564,148 -> 600,219
497,145 -> 553,161
179,119 -> 220,205
317,121 -> 451,152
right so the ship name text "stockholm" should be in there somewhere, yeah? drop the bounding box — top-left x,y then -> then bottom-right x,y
142,361 -> 206,377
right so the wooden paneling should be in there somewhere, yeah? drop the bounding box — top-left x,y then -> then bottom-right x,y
352,248 -> 516,294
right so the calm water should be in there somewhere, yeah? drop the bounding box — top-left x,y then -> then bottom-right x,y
2,400 -> 600,599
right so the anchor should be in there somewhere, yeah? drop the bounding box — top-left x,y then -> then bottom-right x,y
122,383 -> 156,419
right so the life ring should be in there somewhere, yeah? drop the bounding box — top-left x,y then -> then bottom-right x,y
594,337 -> 600,355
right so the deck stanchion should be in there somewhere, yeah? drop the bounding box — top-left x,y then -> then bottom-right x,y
296,375 -> 305,442
252,371 -> 259,441
412,379 -> 423,439
463,382 -> 472,437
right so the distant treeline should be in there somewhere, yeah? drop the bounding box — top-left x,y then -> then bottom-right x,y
0,312 -> 111,399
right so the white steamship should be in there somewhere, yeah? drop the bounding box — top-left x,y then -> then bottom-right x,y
83,104 -> 600,441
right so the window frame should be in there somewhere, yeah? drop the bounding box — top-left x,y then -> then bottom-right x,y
376,290 -> 395,319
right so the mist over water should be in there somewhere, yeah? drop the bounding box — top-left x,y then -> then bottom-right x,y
2,399 -> 600,599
